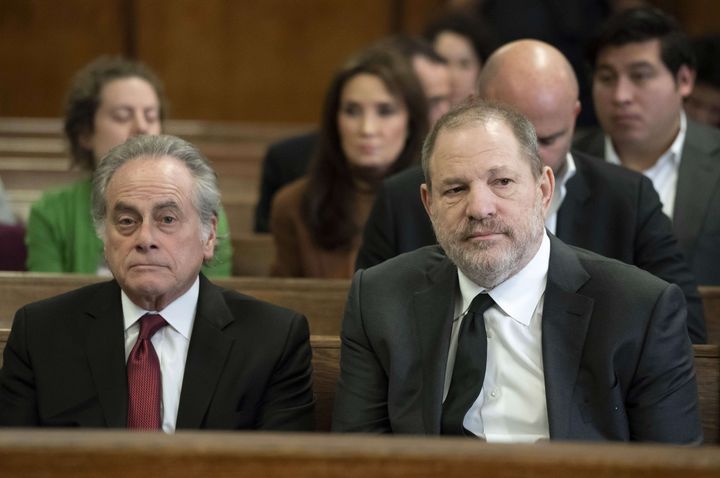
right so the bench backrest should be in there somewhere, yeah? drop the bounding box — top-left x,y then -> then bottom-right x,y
1,429 -> 718,477
0,328 -> 716,441
0,272 -> 350,335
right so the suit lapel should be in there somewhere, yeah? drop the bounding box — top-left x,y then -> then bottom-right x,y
83,280 -> 128,428
542,236 -> 594,439
413,252 -> 458,434
556,155 -> 591,243
673,121 -> 720,253
175,275 -> 235,429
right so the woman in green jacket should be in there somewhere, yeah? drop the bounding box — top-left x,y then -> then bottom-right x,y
26,56 -> 232,275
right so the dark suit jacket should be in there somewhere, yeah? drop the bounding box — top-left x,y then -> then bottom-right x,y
356,155 -> 706,343
254,132 -> 318,233
573,120 -> 720,286
334,239 -> 702,442
0,274 -> 315,430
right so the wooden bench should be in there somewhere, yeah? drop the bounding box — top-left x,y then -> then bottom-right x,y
231,234 -> 276,276
701,286 -> 720,345
0,430 -> 719,478
0,272 -> 350,335
0,328 -> 716,440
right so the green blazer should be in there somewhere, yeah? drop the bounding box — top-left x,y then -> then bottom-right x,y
26,179 -> 232,276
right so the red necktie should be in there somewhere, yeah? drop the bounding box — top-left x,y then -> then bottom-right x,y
127,314 -> 168,430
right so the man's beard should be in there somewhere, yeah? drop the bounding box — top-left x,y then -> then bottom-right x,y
432,199 -> 545,289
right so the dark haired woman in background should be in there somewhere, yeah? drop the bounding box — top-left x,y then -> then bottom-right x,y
269,47 -> 428,278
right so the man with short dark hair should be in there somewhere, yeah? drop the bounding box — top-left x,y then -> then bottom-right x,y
576,6 -> 720,285
0,135 -> 315,431
333,100 -> 701,443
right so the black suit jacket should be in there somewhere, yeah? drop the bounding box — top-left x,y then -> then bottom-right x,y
334,239 -> 702,442
254,132 -> 318,233
573,120 -> 720,285
356,155 -> 706,343
0,274 -> 315,430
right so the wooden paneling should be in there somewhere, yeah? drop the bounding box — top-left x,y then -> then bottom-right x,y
0,0 -> 127,116
134,0 -> 396,122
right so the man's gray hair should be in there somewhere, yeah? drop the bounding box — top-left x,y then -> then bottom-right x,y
421,99 -> 542,189
91,134 -> 221,243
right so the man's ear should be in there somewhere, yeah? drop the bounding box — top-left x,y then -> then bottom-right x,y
420,183 -> 432,217
677,64 -> 695,98
539,165 -> 555,217
202,214 -> 218,261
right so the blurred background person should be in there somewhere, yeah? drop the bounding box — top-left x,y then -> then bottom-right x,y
424,12 -> 494,106
25,56 -> 233,276
577,6 -> 720,285
685,35 -> 720,128
254,36 -> 447,233
269,47 -> 428,278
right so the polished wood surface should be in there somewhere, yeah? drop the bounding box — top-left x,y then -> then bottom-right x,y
0,429 -> 718,478
0,272 -> 350,335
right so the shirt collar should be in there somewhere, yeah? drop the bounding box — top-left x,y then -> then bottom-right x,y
122,276 -> 199,340
548,152 -> 577,216
457,231 -> 550,327
604,112 -> 687,169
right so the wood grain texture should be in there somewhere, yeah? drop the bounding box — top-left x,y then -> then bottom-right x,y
0,429 -> 718,478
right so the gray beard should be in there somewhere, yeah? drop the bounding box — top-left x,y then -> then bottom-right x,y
433,203 -> 545,289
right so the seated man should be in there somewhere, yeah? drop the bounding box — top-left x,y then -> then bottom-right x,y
333,100 -> 701,443
575,7 -> 720,285
0,135 -> 315,431
356,39 -> 705,343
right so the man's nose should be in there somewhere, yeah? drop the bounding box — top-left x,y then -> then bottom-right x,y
465,184 -> 497,220
134,220 -> 158,251
612,76 -> 634,105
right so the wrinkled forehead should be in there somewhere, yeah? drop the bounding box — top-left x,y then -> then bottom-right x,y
106,156 -> 195,203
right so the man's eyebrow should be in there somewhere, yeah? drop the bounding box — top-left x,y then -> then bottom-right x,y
152,201 -> 181,214
112,201 -> 138,214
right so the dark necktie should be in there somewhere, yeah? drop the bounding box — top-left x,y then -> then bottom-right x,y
127,313 -> 168,430
441,293 -> 495,435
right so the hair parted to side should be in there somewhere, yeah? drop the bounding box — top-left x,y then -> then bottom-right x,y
91,135 -> 221,252
421,99 -> 542,190
586,6 -> 695,77
64,56 -> 167,171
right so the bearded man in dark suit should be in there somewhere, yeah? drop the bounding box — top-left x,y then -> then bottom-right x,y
333,100 -> 701,443
357,39 -> 706,343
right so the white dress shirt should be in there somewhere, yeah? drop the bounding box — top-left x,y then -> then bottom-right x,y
444,232 -> 551,442
544,153 -> 577,234
605,112 -> 686,219
123,277 -> 198,433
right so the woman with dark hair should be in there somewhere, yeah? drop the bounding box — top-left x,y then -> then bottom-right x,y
425,12 -> 494,106
269,47 -> 429,278
26,56 -> 232,275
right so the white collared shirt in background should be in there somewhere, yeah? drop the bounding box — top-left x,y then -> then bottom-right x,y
605,112 -> 686,219
444,232 -> 551,443
544,153 -> 577,234
123,276 -> 198,433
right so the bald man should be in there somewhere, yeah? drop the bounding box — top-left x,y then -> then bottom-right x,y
357,40 -> 705,344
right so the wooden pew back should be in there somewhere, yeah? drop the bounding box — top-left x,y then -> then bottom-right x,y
231,234 -> 276,276
1,430 -> 719,478
700,286 -> 720,345
0,272 -> 349,335
0,328 -> 716,441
